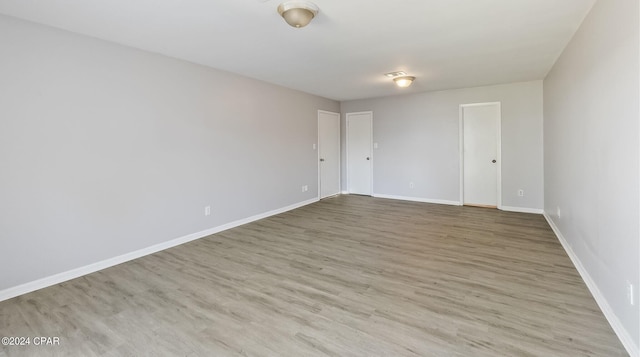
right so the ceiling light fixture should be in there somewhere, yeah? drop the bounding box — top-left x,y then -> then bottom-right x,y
393,76 -> 416,88
277,1 -> 319,28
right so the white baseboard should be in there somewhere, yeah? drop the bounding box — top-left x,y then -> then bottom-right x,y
0,197 -> 319,303
373,193 -> 461,206
340,190 -> 349,194
500,205 -> 544,214
543,213 -> 638,357
367,195 -> 542,214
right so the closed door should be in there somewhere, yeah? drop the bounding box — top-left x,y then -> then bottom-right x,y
462,103 -> 500,207
318,111 -> 340,199
346,112 -> 372,195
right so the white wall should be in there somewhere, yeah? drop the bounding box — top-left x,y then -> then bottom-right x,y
543,0 -> 639,354
340,81 -> 544,211
0,15 -> 338,295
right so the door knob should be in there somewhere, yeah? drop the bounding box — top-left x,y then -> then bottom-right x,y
492,159 -> 497,163
366,157 -> 370,160
320,158 -> 325,162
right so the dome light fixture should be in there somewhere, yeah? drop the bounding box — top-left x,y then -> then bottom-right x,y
393,76 -> 416,88
277,1 -> 319,28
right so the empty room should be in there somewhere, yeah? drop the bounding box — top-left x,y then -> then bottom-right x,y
0,0 -> 638,356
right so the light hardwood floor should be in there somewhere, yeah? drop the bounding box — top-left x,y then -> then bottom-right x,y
0,195 -> 628,356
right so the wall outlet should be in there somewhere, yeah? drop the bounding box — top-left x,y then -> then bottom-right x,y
373,142 -> 379,149
518,189 -> 524,197
557,207 -> 561,219
302,185 -> 308,192
409,182 -> 415,189
628,281 -> 635,305
313,143 -> 316,150
204,206 -> 211,216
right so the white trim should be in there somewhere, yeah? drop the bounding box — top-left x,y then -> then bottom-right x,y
500,206 -> 544,214
458,105 -> 464,204
459,102 -> 502,209
317,110 -> 321,200
0,198 -> 319,303
345,111 -> 373,196
318,110 -> 341,199
544,213 -> 639,357
373,193 -> 461,206
340,190 -> 349,195
345,114 -> 350,193
370,113 -> 374,195
496,103 -> 502,209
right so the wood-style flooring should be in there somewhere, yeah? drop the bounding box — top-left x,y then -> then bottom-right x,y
0,195 -> 628,356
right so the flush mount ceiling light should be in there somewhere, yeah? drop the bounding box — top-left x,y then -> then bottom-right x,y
393,76 -> 416,88
277,1 -> 319,28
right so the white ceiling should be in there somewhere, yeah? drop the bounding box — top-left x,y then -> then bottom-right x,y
0,0 -> 595,101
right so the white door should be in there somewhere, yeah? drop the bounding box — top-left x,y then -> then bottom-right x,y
461,103 -> 501,207
346,112 -> 372,195
318,111 -> 340,199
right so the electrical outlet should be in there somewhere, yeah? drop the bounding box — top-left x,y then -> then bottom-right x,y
557,207 -> 561,219
301,185 -> 308,192
628,281 -> 635,305
373,142 -> 379,149
518,189 -> 524,197
313,143 -> 316,150
204,206 -> 211,216
409,182 -> 415,189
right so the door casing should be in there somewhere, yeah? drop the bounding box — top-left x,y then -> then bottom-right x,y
459,102 -> 502,209
318,110 -> 341,199
346,111 -> 373,196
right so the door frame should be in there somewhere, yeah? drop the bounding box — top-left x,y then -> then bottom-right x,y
317,110 -> 341,199
346,111 -> 373,195
458,102 -> 502,209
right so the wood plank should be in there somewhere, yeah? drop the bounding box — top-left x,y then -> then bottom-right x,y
0,195 -> 628,356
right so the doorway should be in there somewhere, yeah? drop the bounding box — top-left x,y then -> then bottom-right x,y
318,110 -> 340,199
460,103 -> 501,208
346,111 -> 373,195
